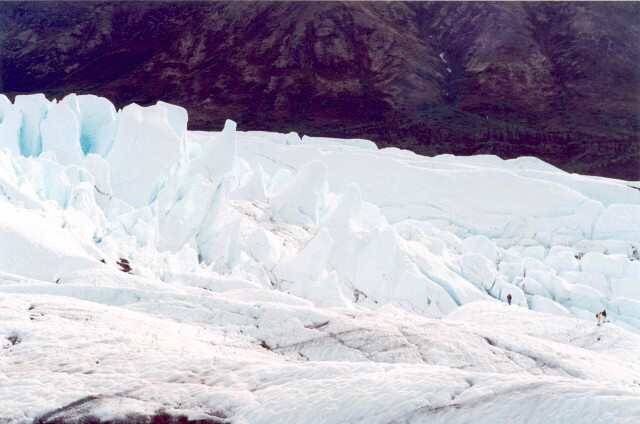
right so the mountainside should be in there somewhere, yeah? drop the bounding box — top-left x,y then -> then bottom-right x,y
1,2 -> 639,178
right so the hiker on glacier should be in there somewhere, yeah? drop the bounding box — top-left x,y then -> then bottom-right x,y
506,293 -> 512,305
596,309 -> 607,326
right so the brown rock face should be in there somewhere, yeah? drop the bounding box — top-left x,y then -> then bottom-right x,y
2,2 -> 639,179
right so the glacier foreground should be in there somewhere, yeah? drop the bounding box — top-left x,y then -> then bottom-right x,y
1,93 -> 640,423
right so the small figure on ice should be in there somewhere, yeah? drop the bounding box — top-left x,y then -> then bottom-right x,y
506,293 -> 512,305
117,258 -> 132,273
596,309 -> 607,326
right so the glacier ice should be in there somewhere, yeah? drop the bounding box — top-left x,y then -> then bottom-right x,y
62,93 -> 118,156
2,92 -> 640,422
14,93 -> 49,156
1,92 -> 639,325
0,203 -> 99,281
593,204 -> 640,241
41,101 -> 83,165
107,103 -> 183,206
272,160 -> 329,227
156,100 -> 188,141
0,94 -> 22,156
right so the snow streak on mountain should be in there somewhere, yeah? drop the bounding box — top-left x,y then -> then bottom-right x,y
1,93 -> 640,423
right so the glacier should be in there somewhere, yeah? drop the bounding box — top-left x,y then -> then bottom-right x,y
1,93 -> 640,423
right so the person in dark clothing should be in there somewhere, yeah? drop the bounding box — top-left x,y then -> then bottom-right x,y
117,258 -> 132,273
507,293 -> 512,305
596,309 -> 608,325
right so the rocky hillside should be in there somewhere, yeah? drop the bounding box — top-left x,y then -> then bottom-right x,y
1,1 -> 639,179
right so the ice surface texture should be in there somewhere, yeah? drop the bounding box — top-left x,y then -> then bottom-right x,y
1,93 -> 639,422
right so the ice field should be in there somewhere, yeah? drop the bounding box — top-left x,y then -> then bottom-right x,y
1,93 -> 639,423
